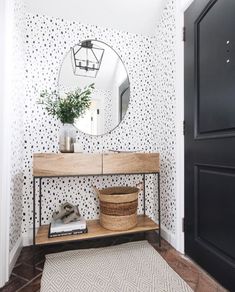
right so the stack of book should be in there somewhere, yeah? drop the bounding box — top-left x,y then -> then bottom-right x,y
49,217 -> 87,238
49,202 -> 87,238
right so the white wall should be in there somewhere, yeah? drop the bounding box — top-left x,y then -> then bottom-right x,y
0,3 -> 6,145
0,0 -> 16,286
0,0 -> 26,284
24,0 -> 165,36
154,0 -> 178,247
0,0 -> 9,286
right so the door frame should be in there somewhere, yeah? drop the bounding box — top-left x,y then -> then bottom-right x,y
175,0 -> 195,253
0,0 -> 14,287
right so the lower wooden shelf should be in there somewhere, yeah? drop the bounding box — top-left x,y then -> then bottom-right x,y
35,215 -> 159,245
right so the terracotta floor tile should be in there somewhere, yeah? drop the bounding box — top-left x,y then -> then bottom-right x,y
147,234 -> 170,257
16,246 -> 41,265
174,266 -> 199,287
196,273 -> 219,292
22,251 -> 46,267
186,281 -> 198,291
217,286 -> 228,292
36,260 -> 45,271
162,249 -> 183,270
179,258 -> 228,292
12,263 -> 42,282
17,275 -> 42,292
0,275 -> 27,292
174,256 -> 199,283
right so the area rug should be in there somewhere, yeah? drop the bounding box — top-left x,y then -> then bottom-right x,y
40,241 -> 193,292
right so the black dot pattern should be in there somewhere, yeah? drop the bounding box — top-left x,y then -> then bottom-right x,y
9,0 -> 26,252
10,0 -> 177,246
154,0 -> 176,233
22,13 -> 158,237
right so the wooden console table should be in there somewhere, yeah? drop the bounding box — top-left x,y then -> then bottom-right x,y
32,152 -> 161,246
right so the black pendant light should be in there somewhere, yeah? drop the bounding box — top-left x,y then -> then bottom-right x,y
71,40 -> 104,78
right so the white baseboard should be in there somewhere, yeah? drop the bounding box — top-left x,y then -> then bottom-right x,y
9,237 -> 22,274
160,225 -> 177,249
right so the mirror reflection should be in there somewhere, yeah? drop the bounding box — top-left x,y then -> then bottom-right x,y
58,40 -> 130,135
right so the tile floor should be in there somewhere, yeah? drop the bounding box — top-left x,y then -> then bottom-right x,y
0,232 -> 227,292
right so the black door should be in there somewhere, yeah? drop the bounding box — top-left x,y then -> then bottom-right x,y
185,0 -> 235,290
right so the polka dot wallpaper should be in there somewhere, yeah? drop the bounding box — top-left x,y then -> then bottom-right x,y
22,13 -> 157,235
9,0 -> 177,249
9,0 -> 26,252
155,0 -> 177,233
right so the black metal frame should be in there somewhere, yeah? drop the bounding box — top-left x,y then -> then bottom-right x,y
32,172 -> 161,247
71,40 -> 105,78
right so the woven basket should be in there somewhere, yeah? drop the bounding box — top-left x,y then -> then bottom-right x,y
95,186 -> 139,231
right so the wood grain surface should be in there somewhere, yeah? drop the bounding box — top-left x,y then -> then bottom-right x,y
35,215 -> 159,245
33,152 -> 160,177
103,152 -> 160,174
33,153 -> 102,176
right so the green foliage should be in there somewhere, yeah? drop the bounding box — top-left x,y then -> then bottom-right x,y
38,83 -> 95,124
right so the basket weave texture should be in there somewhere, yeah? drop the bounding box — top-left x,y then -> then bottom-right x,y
100,200 -> 138,216
96,186 -> 140,231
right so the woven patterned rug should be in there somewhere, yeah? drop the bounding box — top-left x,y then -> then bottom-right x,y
41,241 -> 193,292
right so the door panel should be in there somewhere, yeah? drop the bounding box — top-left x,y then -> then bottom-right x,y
196,165 -> 235,260
197,0 -> 235,135
185,0 -> 235,290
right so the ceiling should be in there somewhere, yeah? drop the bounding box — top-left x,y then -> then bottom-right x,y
24,0 -> 166,36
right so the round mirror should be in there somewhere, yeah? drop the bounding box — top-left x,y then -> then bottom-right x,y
58,40 -> 130,135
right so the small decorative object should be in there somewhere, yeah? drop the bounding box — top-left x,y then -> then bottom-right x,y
63,206 -> 81,224
53,202 -> 81,223
94,186 -> 140,231
50,202 -> 87,238
38,83 -> 95,153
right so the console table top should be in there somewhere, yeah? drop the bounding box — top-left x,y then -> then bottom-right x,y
33,152 -> 160,177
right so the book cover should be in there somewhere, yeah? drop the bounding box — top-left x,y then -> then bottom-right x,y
50,217 -> 87,234
48,227 -> 88,238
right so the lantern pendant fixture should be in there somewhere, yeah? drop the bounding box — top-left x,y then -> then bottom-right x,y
71,40 -> 105,78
